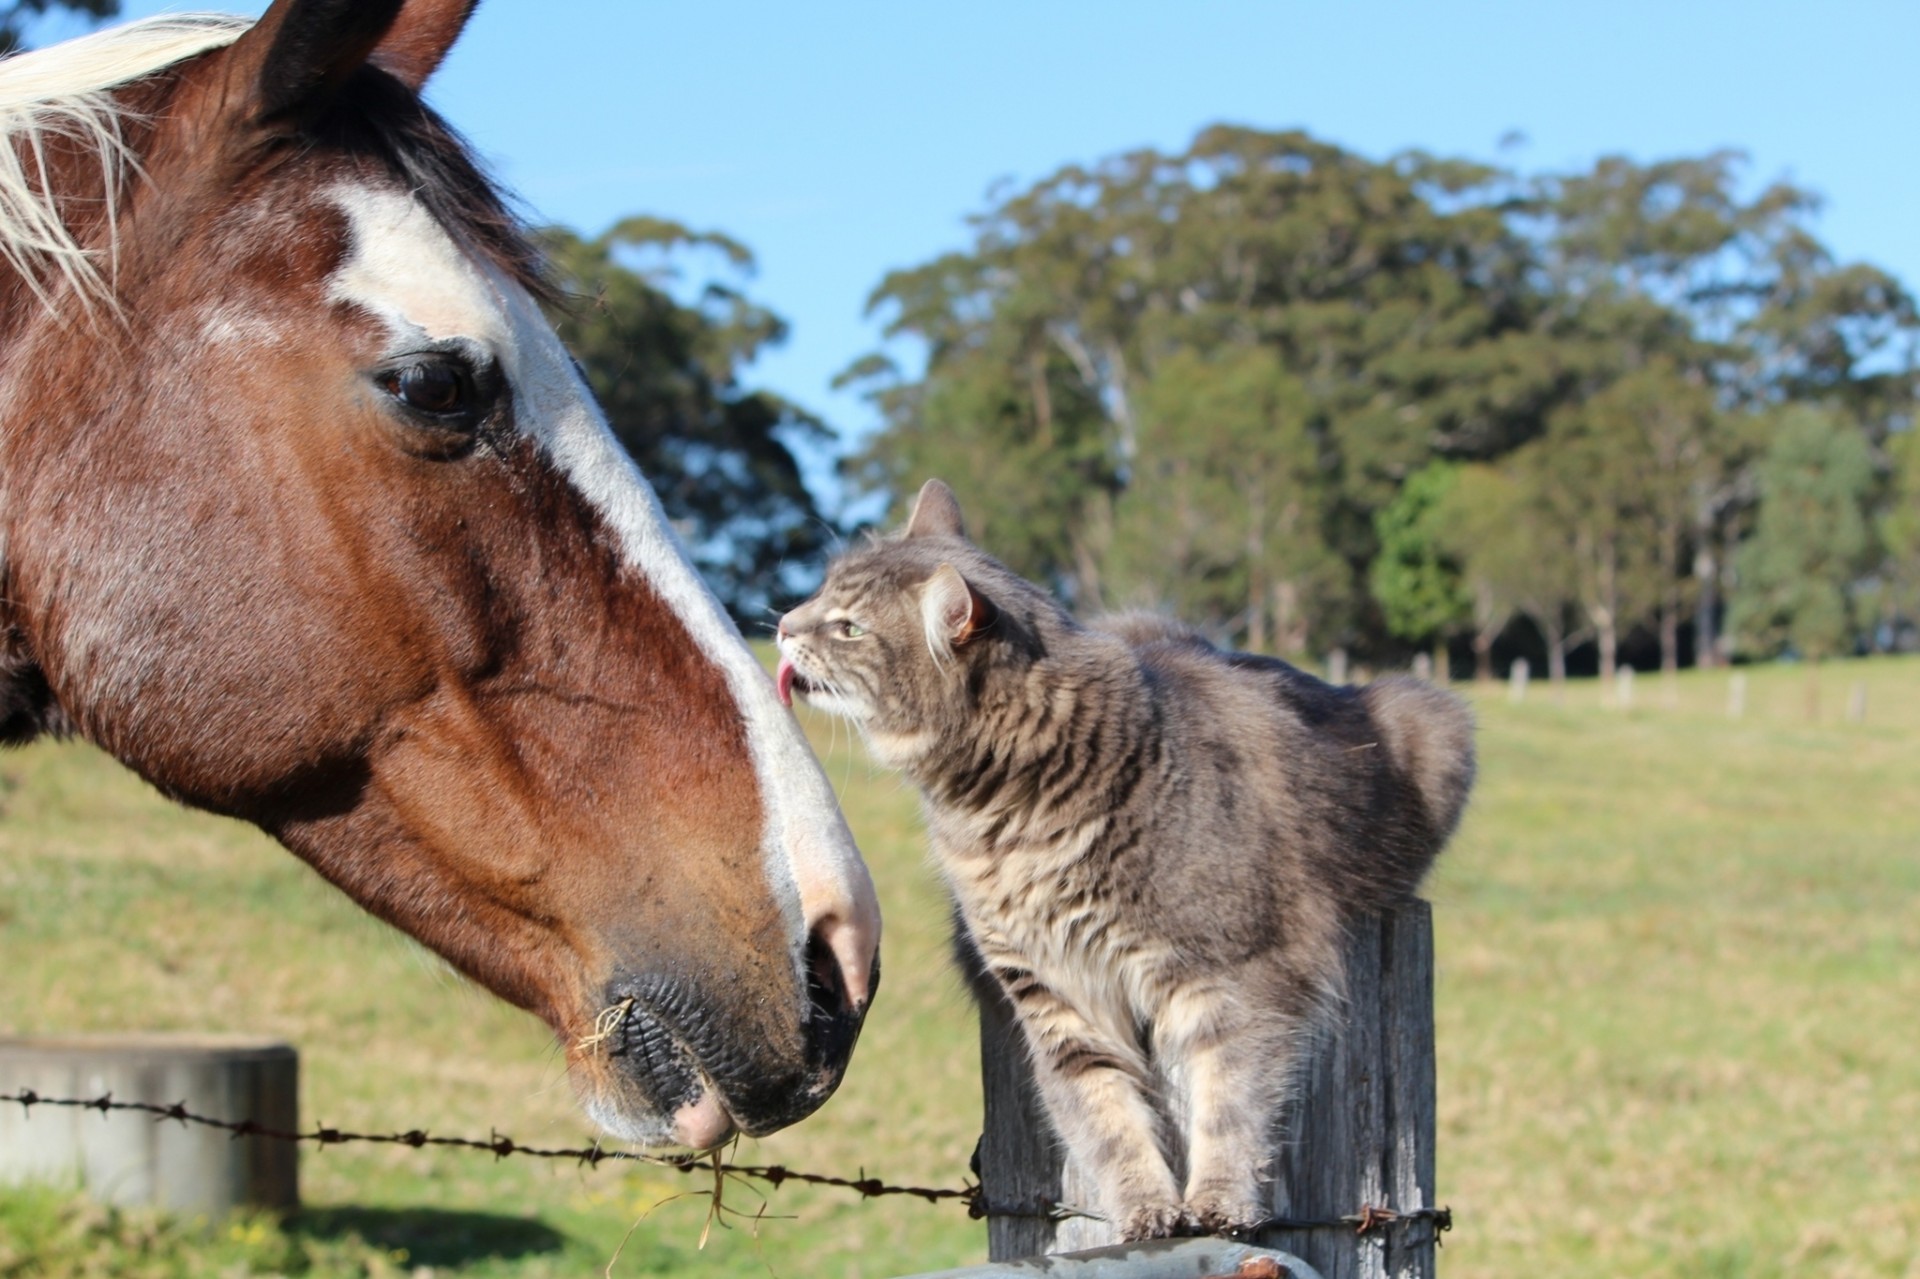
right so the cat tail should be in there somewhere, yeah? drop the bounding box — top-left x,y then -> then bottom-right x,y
1360,677 -> 1477,845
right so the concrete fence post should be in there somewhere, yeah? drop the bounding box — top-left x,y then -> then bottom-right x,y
0,1034 -> 298,1215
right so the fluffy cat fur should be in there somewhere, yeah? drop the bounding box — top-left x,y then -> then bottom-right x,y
775,479 -> 1474,1240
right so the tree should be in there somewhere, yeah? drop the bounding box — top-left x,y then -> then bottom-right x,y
1519,394 -> 1661,693
1728,406 -> 1876,665
1536,152 -> 1917,667
540,219 -> 831,622
1438,464 -> 1585,692
849,130 -> 1919,672
1112,346 -> 1344,653
1,0 -> 118,56
1370,463 -> 1470,672
847,126 -> 1548,653
1876,428 -> 1920,647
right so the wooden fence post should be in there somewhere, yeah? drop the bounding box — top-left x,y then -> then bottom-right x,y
976,902 -> 1439,1278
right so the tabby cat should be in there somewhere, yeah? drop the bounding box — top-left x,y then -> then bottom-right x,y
775,479 -> 1474,1240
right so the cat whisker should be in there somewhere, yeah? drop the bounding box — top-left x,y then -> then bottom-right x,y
773,477 -> 1475,1245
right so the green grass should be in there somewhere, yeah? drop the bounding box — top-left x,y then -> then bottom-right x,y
0,654 -> 1915,1276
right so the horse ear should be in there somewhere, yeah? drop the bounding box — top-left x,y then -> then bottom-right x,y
904,479 -> 968,541
921,564 -> 995,651
371,0 -> 482,91
226,0 -> 409,124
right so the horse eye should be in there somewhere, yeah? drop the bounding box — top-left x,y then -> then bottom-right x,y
380,358 -> 472,419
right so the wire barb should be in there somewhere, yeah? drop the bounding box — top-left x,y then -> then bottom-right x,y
0,1089 -> 1453,1237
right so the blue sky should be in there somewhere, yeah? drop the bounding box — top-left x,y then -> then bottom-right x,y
45,2 -> 1920,509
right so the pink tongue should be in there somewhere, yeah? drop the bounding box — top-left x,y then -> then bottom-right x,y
775,657 -> 796,707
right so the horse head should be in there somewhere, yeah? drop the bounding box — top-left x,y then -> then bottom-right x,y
0,0 -> 878,1149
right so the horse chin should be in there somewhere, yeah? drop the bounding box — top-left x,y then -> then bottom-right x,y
568,971 -> 863,1147
580,1079 -> 736,1152
670,1090 -> 735,1151
572,1044 -> 734,1151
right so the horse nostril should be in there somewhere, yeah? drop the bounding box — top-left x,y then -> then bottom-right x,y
798,921 -> 875,1083
806,927 -> 852,1021
802,923 -> 874,1078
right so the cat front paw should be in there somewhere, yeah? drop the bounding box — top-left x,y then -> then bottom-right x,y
1114,1199 -> 1185,1241
1183,1184 -> 1267,1238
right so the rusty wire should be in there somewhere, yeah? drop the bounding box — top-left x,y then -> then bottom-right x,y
0,1088 -> 1450,1239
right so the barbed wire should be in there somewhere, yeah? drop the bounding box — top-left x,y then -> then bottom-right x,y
0,1088 -> 1450,1239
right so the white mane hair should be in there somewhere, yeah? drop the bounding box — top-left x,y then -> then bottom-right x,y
0,13 -> 248,314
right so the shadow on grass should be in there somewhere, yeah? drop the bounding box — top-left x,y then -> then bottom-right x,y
290,1206 -> 569,1268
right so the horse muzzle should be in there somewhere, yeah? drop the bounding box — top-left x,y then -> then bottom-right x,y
585,931 -> 876,1147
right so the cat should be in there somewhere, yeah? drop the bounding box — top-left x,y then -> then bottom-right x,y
774,478 -> 1475,1241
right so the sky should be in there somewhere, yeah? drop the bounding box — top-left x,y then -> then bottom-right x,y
36,1 -> 1920,511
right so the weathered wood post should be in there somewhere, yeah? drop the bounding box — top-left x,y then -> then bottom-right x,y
976,903 -> 1439,1278
0,1034 -> 299,1215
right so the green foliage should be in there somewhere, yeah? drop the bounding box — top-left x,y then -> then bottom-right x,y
846,127 -> 1919,662
0,0 -> 117,56
847,127 -> 1550,647
0,1184 -> 406,1277
1729,406 -> 1877,660
1371,463 -> 1469,644
541,221 -> 830,621
1878,429 -> 1920,632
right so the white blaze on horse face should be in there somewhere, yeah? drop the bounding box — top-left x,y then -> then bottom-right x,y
324,184 -> 881,1008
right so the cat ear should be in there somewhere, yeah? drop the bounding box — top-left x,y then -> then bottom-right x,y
904,479 -> 968,540
921,563 -> 995,650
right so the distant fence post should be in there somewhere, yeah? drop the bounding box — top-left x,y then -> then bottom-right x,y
0,1034 -> 298,1215
1508,658 -> 1529,704
976,903 -> 1439,1278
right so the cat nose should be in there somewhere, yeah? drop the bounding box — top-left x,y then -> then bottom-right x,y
776,613 -> 792,640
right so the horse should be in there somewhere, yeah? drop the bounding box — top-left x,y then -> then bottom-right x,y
0,0 -> 879,1152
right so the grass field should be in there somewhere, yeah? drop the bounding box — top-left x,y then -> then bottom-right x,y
0,655 -> 1915,1277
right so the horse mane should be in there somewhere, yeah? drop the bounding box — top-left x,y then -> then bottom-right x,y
0,11 -> 551,318
0,14 -> 248,313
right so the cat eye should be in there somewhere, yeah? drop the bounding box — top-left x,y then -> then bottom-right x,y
837,620 -> 867,639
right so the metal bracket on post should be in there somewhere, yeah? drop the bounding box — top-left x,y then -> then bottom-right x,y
897,1237 -> 1323,1279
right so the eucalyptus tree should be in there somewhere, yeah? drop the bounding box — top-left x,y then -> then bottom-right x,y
1441,464 -> 1585,692
1728,406 -> 1876,666
1536,153 -> 1917,664
1370,463 -> 1471,675
848,126 -> 1546,652
0,0 -> 117,54
541,219 -> 831,623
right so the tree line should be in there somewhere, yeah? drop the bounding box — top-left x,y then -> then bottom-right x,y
832,126 -> 1918,684
22,6 -> 1918,673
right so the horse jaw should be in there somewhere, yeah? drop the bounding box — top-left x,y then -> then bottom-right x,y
324,180 -> 879,1138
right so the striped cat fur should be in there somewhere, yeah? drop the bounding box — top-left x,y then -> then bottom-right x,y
775,479 -> 1474,1240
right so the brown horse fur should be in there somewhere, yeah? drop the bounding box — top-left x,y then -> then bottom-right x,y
0,1 -> 878,1149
